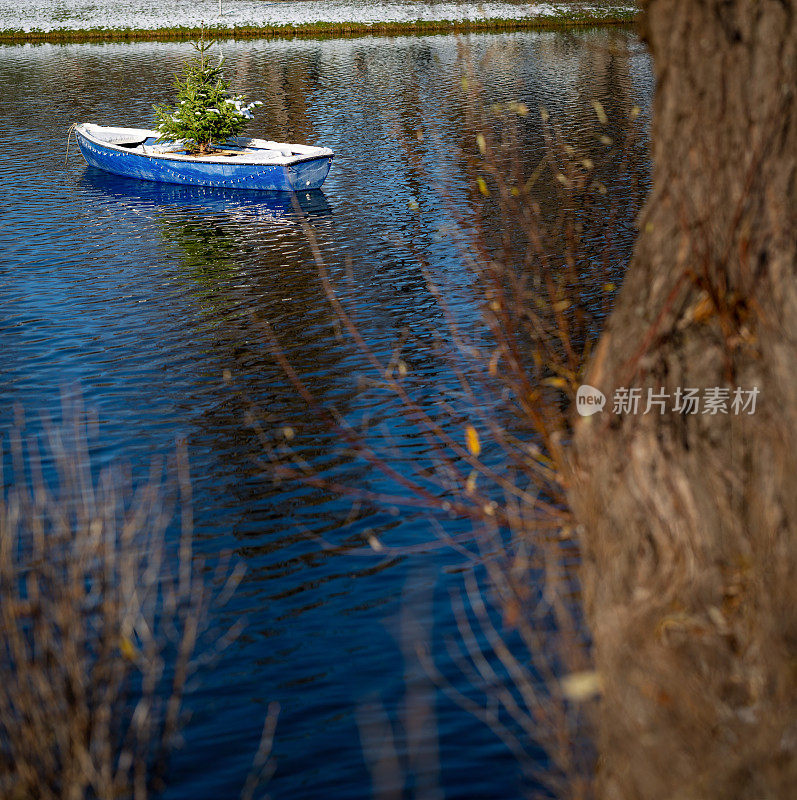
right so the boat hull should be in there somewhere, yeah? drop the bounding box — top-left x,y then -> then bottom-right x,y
76,129 -> 333,191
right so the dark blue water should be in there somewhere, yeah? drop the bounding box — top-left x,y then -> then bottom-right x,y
0,30 -> 653,799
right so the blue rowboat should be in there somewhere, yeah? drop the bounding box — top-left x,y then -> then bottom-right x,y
75,123 -> 334,191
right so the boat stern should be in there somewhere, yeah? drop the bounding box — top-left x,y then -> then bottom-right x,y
287,155 -> 334,190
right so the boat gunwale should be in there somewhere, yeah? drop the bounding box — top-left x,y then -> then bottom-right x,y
76,124 -> 334,169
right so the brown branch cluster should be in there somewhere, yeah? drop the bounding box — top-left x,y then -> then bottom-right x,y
0,399 -> 245,800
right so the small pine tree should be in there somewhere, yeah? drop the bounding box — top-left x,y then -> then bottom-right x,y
153,37 -> 262,155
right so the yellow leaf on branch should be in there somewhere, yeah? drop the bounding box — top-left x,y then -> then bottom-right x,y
119,636 -> 137,662
561,670 -> 603,701
544,377 -> 568,389
591,99 -> 608,124
465,425 -> 481,457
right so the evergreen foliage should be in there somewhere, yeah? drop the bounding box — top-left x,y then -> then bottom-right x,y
153,37 -> 262,155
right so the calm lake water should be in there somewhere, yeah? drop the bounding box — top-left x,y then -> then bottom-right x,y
0,30 -> 652,799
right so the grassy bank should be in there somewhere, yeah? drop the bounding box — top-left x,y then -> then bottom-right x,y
0,2 -> 637,44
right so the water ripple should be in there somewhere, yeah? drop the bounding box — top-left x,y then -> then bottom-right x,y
0,30 -> 652,800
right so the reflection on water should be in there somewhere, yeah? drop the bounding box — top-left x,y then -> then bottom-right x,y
0,30 -> 652,799
80,168 -> 333,219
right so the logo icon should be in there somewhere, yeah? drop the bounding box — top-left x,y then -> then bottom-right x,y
576,384 -> 605,416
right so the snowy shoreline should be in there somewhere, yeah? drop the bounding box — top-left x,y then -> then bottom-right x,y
0,1 -> 636,40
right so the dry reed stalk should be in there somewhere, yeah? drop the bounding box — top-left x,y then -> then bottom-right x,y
240,36 -> 647,798
0,398 -> 245,800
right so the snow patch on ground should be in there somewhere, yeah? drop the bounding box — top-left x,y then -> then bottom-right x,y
1,1 -> 633,34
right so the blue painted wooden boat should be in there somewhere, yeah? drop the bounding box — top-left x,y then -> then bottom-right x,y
75,124 -> 334,191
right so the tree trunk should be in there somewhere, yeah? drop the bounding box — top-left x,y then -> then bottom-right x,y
568,0 -> 796,797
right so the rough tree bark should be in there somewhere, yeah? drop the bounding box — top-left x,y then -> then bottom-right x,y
568,0 -> 796,798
